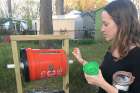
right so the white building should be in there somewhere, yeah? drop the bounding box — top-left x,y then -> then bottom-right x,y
32,10 -> 95,39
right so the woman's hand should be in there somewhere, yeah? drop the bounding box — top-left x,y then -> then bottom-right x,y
84,69 -> 105,87
85,70 -> 118,93
72,48 -> 87,65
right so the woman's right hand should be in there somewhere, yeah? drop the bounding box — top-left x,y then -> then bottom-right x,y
72,48 -> 87,65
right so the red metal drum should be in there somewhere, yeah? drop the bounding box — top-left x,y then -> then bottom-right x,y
20,48 -> 68,82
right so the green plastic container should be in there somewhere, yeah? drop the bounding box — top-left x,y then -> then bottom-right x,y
83,61 -> 99,76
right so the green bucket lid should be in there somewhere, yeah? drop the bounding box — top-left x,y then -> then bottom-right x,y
83,61 -> 99,75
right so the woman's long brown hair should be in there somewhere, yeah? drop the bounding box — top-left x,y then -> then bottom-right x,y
104,0 -> 140,60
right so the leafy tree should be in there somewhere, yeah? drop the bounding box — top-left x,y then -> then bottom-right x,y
96,0 -> 107,10
64,0 -> 107,12
12,0 -> 39,29
12,0 -> 39,19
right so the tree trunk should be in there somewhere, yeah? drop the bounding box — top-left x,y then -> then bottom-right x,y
40,0 -> 53,48
40,0 -> 53,34
7,0 -> 12,17
55,0 -> 64,15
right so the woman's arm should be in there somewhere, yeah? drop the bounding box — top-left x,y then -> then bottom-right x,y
100,79 -> 118,93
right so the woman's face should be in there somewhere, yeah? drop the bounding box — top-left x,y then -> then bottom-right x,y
101,11 -> 118,41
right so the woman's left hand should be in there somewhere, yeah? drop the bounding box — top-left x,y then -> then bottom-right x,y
84,69 -> 105,87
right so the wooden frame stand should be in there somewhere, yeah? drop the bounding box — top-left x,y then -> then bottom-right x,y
10,35 -> 69,93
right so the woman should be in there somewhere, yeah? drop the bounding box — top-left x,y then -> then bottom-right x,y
72,0 -> 140,93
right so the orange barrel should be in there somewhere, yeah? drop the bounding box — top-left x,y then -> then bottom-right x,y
20,48 -> 68,82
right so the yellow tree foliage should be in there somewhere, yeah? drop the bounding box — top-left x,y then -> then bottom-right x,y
79,0 -> 96,11
96,0 -> 108,10
64,0 -> 108,12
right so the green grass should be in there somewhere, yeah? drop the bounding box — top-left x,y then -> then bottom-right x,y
95,8 -> 104,41
0,40 -> 108,93
0,9 -> 107,93
0,43 -> 16,92
69,40 -> 108,93
95,8 -> 103,31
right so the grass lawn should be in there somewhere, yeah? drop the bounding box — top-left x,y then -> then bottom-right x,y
0,7 -> 106,93
95,8 -> 104,41
0,40 -> 108,93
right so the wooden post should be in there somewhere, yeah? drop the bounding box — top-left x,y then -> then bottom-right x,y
11,41 -> 23,93
10,35 -> 69,93
63,39 -> 69,93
